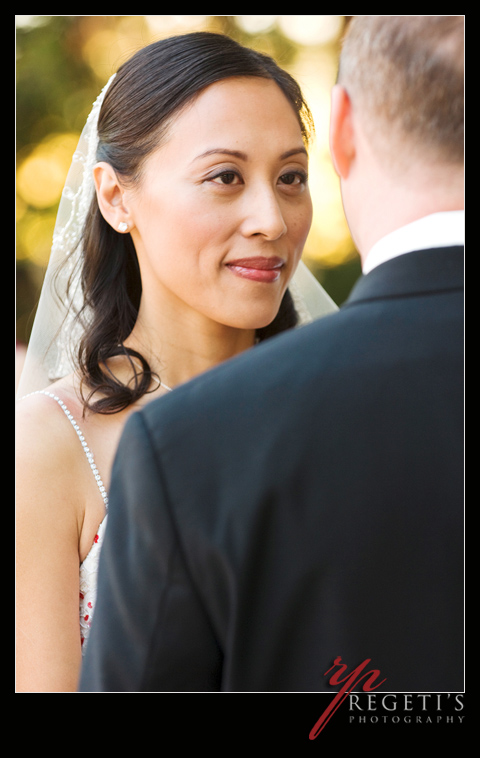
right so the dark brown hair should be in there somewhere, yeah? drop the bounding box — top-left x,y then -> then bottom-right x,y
66,32 -> 314,414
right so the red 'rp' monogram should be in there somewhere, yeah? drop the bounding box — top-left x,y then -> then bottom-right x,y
309,657 -> 386,739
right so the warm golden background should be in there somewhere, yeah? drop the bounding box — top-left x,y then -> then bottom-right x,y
16,15 -> 362,350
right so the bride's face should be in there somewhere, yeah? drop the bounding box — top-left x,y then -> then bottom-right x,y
124,76 -> 313,331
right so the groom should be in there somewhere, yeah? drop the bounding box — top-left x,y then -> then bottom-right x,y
80,16 -> 464,692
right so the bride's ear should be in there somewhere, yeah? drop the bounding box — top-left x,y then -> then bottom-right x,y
93,162 -> 132,232
329,84 -> 356,180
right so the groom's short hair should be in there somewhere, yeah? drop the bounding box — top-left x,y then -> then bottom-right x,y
337,16 -> 464,166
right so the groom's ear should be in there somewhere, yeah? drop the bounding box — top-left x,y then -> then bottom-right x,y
93,162 -> 131,231
329,84 -> 356,179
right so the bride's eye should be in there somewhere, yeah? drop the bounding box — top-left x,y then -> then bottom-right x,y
279,170 -> 308,187
210,171 -> 242,185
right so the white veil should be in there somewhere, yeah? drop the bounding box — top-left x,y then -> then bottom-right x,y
16,75 -> 337,400
17,75 -> 115,399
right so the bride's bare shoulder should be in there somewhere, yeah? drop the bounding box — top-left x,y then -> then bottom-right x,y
16,375 -> 84,464
16,376 -> 89,557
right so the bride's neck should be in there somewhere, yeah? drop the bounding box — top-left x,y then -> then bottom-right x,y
125,298 -> 256,391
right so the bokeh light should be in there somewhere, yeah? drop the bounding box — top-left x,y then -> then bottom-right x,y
278,15 -> 343,46
17,133 -> 79,209
236,16 -> 277,35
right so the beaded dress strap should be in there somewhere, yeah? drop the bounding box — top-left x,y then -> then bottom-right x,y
23,390 -> 109,510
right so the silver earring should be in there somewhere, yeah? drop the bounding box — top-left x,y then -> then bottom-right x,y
118,222 -> 129,233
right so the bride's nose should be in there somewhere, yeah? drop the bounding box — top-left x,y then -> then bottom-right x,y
240,184 -> 287,241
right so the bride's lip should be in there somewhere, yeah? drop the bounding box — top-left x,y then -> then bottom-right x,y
225,256 -> 285,283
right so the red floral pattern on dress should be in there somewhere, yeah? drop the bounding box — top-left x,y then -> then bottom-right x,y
79,516 -> 107,655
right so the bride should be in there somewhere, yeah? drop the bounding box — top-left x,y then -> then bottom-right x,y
15,32 -> 337,691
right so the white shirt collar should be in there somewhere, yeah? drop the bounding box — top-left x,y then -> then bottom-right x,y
362,211 -> 465,275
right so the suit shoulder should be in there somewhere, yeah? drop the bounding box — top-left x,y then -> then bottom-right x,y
136,316 -> 349,442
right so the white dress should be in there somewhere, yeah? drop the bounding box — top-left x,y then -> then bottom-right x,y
25,391 -> 109,654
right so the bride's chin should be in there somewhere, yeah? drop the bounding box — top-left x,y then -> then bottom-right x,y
220,301 -> 283,331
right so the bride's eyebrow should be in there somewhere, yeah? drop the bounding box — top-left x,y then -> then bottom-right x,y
191,147 -> 308,164
192,148 -> 248,163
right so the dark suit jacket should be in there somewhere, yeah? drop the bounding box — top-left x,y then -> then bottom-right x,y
80,246 -> 464,693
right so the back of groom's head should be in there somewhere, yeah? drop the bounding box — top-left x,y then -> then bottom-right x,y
337,16 -> 464,168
